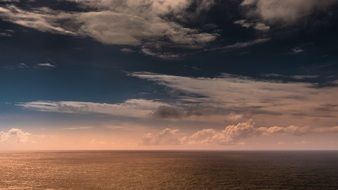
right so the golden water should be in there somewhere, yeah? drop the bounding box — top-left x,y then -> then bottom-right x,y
0,151 -> 338,189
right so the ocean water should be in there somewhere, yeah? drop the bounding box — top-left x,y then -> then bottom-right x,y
0,151 -> 338,190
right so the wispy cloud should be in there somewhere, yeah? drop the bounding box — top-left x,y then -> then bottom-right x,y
36,63 -> 56,68
206,38 -> 270,52
0,29 -> 14,37
18,99 -> 170,119
132,72 -> 338,119
291,47 -> 304,54
0,6 -> 75,35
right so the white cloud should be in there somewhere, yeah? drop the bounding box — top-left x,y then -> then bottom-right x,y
142,121 -> 338,146
182,121 -> 257,145
141,46 -> 181,59
36,63 -> 55,68
18,99 -> 170,118
142,128 -> 181,145
120,48 -> 135,54
254,22 -> 270,31
220,38 -> 270,50
241,0 -> 337,24
225,113 -> 244,122
234,19 -> 253,28
0,128 -> 31,143
0,6 -> 75,35
257,125 -> 310,136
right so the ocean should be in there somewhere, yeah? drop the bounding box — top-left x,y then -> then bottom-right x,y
0,151 -> 338,190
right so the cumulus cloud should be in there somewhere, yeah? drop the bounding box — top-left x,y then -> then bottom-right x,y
0,128 -> 31,143
142,121 -> 338,146
182,121 -> 257,145
241,0 -> 337,24
18,99 -> 170,118
142,128 -> 181,145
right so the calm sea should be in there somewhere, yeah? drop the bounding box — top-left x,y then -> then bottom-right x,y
0,151 -> 338,190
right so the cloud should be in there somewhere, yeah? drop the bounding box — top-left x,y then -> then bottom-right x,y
142,128 -> 181,145
151,105 -> 240,123
234,19 -> 254,28
216,38 -> 270,51
234,19 -> 270,31
152,106 -> 186,119
36,63 -> 56,68
142,121 -> 338,146
18,62 -> 28,69
291,47 -> 304,54
0,29 -> 13,37
241,0 -> 337,24
254,22 -> 270,31
18,99 -> 170,119
132,72 -> 338,119
0,6 -> 75,35
225,113 -> 244,122
63,126 -> 93,130
185,123 -> 338,145
203,38 -> 270,53
182,121 -> 257,145
141,46 -> 181,60
0,128 -> 31,143
0,1 -> 218,58
120,48 -> 135,54
261,74 -> 320,81
73,0 -> 218,48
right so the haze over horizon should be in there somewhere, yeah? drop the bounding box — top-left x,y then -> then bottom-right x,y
1,0 -> 338,150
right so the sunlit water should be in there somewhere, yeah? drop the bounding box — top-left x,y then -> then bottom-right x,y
0,151 -> 338,190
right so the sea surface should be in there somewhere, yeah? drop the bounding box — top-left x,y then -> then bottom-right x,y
0,151 -> 338,190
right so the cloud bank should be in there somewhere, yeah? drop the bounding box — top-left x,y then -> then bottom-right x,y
142,121 -> 338,146
0,128 -> 31,143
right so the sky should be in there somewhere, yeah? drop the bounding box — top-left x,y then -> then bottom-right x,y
0,0 -> 337,150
